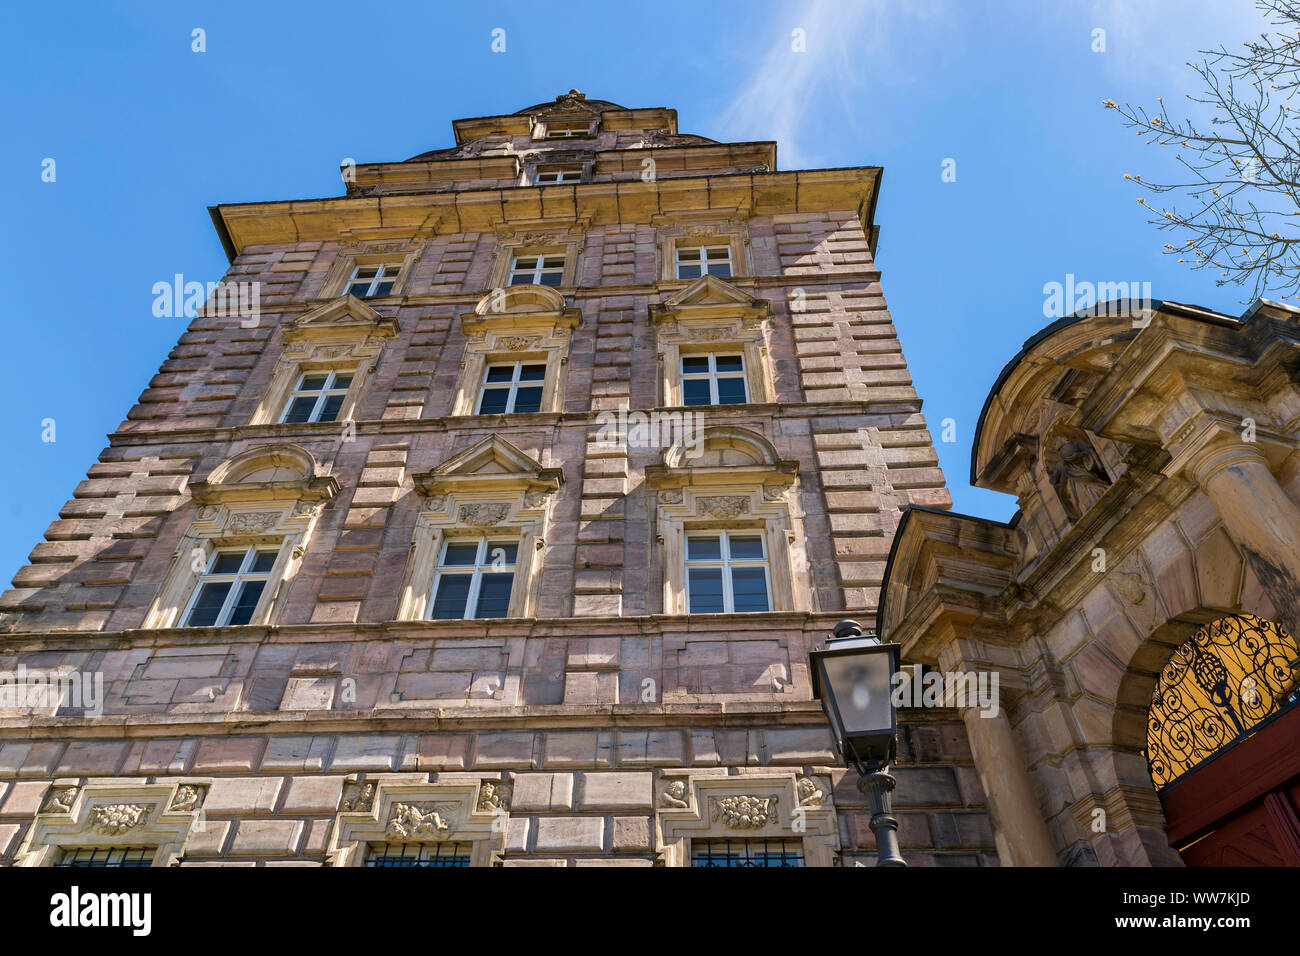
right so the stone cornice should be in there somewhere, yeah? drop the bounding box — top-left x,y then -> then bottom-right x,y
103,399 -> 928,447
211,167 -> 881,258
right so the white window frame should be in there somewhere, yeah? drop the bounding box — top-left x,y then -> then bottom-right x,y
278,369 -> 354,424
675,245 -> 732,279
429,537 -> 519,620
181,545 -> 282,628
685,530 -> 772,614
681,353 -> 748,406
534,165 -> 583,184
509,254 -> 566,286
545,120 -> 590,139
345,262 -> 402,298
476,361 -> 547,415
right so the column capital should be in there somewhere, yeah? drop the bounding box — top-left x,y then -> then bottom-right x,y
1185,437 -> 1271,490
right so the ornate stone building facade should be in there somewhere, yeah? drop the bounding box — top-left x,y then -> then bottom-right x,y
880,299 -> 1300,866
0,93 -> 995,867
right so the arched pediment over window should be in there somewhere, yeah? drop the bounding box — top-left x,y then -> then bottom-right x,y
191,443 -> 338,505
473,284 -> 569,316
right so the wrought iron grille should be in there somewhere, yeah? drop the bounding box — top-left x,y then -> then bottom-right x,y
1145,614 -> 1299,791
56,846 -> 155,867
365,842 -> 472,867
691,839 -> 805,867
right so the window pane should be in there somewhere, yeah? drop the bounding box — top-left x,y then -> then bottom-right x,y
300,375 -> 328,391
485,366 -> 515,383
347,282 -> 370,296
508,274 -> 533,286
716,377 -> 748,405
227,580 -> 266,626
318,394 -> 345,422
677,264 -> 702,279
681,356 -> 710,373
373,282 -> 394,297
687,536 -> 722,560
714,355 -> 744,372
731,568 -> 770,613
707,263 -> 732,277
211,552 -> 245,574
688,568 -> 726,613
682,379 -> 712,406
513,257 -> 538,270
512,387 -> 543,413
251,550 -> 279,573
354,266 -> 378,279
677,248 -> 702,263
186,582 -> 231,627
705,248 -> 729,261
478,387 -> 509,415
283,396 -> 317,423
332,373 -> 354,388
441,544 -> 480,567
485,543 -> 518,567
537,272 -> 562,287
474,574 -> 514,618
519,364 -> 546,381
430,574 -> 473,619
727,536 -> 764,560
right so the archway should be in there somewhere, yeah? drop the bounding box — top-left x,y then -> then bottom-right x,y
1144,614 -> 1300,865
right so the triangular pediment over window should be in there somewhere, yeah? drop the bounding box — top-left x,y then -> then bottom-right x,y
281,294 -> 400,343
652,275 -> 769,325
413,435 -> 564,496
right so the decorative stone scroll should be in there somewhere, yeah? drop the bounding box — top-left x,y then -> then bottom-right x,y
655,773 -> 840,867
327,778 -> 508,867
13,780 -> 212,867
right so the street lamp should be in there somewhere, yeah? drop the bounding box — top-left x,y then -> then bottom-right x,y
810,619 -> 906,867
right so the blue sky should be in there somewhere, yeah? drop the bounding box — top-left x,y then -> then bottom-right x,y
0,0 -> 1271,582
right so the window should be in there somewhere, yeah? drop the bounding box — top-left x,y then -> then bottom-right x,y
345,263 -> 401,298
509,255 -> 566,287
56,847 -> 156,868
686,532 -> 771,613
429,538 -> 518,620
681,354 -> 748,406
691,839 -> 804,867
182,546 -> 279,627
545,120 -> 590,139
279,370 -> 353,424
675,245 -> 732,279
365,843 -> 473,867
535,165 -> 583,184
477,362 -> 545,414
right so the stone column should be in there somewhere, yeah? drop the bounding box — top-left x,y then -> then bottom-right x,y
938,644 -> 1059,866
1188,441 -> 1300,635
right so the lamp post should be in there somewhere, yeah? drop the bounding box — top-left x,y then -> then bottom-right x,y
810,619 -> 906,867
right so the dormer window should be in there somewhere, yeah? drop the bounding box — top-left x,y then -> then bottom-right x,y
535,164 -> 583,185
546,120 -> 590,139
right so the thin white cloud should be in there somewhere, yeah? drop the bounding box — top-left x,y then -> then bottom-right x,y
717,0 -> 946,168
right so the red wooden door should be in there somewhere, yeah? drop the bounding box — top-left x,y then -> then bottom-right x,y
1160,705 -> 1300,866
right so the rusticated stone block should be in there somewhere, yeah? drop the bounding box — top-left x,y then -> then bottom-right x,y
533,816 -> 605,852
204,777 -> 283,815
230,819 -> 304,855
281,775 -> 346,813
611,815 -> 651,851
512,773 -> 574,812
577,772 -> 652,810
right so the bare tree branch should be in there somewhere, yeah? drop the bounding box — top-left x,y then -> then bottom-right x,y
1105,0 -> 1300,299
